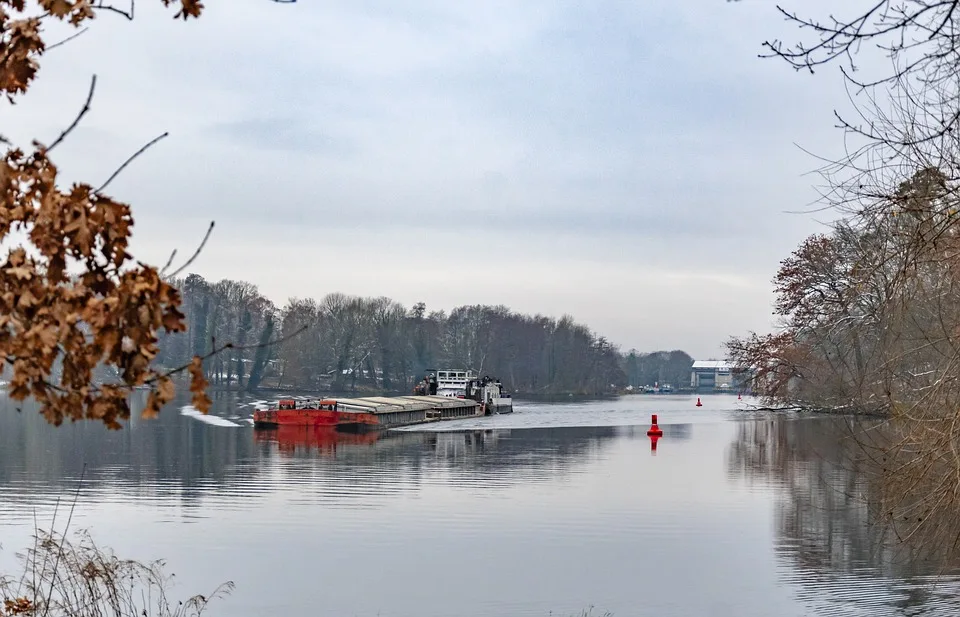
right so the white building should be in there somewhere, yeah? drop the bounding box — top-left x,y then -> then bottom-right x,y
690,360 -> 735,391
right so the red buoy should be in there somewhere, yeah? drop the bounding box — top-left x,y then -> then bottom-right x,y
738,393 -> 742,401
696,397 -> 702,407
646,414 -> 663,437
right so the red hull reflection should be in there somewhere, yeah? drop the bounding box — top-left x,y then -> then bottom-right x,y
254,425 -> 381,456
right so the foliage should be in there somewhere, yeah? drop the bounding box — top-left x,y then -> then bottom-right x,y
0,1 -> 246,428
621,349 -> 693,389
726,180 -> 960,414
0,528 -> 232,617
155,278 -> 631,396
728,2 -> 960,414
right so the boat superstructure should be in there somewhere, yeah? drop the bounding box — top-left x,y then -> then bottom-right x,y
412,369 -> 513,415
436,369 -> 474,396
413,368 -> 476,397
465,376 -> 513,414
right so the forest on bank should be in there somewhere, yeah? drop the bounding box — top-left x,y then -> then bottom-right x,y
726,174 -> 959,416
152,274 -> 694,396
725,2 -> 960,423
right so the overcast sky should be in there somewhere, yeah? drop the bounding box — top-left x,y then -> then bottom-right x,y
4,0 -> 852,359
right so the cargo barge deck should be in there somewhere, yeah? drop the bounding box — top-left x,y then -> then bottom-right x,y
252,395 -> 482,431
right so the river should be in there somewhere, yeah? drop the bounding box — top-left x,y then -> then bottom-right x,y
1,393 -> 959,616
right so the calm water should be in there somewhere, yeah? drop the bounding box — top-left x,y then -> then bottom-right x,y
1,393 -> 959,616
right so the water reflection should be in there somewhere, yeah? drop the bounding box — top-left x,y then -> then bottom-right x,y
1,392 -> 672,519
253,425 -> 383,455
727,415 -> 960,615
13,393 -> 940,616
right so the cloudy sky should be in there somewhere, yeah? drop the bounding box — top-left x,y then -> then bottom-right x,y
5,0 -> 852,359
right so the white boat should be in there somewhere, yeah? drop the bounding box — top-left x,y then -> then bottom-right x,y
465,376 -> 513,414
413,368 -> 513,414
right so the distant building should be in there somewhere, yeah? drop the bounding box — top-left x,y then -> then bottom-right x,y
690,360 -> 735,391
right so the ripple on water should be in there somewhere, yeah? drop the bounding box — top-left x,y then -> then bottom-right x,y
4,396 -> 960,617
778,567 -> 960,616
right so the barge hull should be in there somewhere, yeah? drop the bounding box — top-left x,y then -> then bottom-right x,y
252,408 -> 379,428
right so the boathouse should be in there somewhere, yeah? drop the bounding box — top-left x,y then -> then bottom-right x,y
690,360 -> 735,391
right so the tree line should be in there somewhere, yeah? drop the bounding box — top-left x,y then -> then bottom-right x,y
728,168 -> 959,414
623,349 -> 694,391
155,274 -> 700,395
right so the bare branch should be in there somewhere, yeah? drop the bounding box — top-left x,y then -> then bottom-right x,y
94,0 -> 134,20
159,248 -> 178,277
168,221 -> 215,278
45,27 -> 90,52
97,131 -> 169,193
156,324 -> 310,381
45,75 -> 96,152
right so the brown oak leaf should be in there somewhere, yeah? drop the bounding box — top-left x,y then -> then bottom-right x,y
188,356 -> 211,414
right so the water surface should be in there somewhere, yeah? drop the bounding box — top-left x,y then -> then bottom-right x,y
0,393 -> 958,616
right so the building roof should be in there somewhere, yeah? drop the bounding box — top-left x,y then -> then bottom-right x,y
691,360 -> 734,370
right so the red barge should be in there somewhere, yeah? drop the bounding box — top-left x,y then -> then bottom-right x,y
252,395 -> 483,431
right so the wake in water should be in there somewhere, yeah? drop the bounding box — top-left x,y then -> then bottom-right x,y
179,406 -> 243,427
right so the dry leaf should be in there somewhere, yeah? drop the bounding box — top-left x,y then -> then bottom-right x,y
0,0 -> 215,428
142,392 -> 161,419
43,0 -> 72,18
157,375 -> 175,402
188,356 -> 211,414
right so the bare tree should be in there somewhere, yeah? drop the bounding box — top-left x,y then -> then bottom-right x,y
727,0 -> 960,560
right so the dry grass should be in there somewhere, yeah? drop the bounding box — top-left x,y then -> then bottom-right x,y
0,528 -> 232,617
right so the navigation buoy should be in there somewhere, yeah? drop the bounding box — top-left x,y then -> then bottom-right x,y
696,397 -> 702,407
646,414 -> 663,437
738,393 -> 742,401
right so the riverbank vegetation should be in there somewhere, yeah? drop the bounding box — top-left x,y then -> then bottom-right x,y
728,1 -> 960,417
1,529 -> 231,617
728,0 -> 960,560
154,275 -> 697,396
